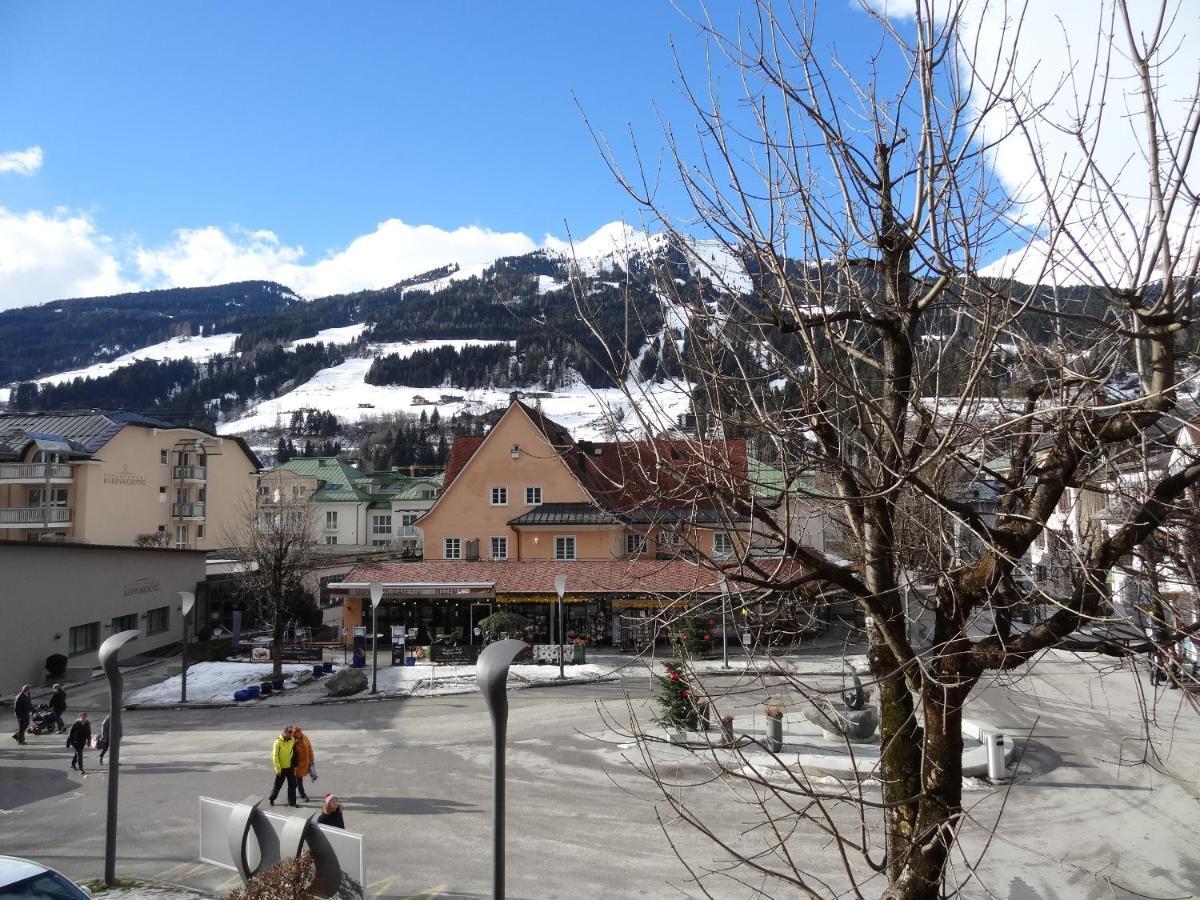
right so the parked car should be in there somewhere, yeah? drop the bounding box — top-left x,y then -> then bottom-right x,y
0,855 -> 90,900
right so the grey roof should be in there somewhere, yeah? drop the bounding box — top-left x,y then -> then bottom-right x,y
507,502 -> 622,526
0,411 -> 177,453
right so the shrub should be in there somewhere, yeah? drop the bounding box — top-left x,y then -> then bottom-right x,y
222,852 -> 315,900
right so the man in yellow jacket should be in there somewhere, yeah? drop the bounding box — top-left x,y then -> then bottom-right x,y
268,725 -> 298,807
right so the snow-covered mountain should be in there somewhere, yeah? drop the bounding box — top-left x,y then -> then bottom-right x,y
0,222 -> 719,450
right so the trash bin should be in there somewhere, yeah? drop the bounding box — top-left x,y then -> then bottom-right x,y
404,657 -> 416,667
260,681 -> 273,695
246,685 -> 261,699
352,652 -> 366,668
322,661 -> 334,673
312,664 -> 324,677
272,677 -> 285,691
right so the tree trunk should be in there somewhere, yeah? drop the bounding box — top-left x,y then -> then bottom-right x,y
883,688 -> 965,900
868,618 -> 923,883
272,617 -> 285,678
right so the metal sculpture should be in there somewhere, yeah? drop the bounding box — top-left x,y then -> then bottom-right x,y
477,638 -> 529,900
99,628 -> 139,886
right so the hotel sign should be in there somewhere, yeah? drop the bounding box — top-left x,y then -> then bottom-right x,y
104,465 -> 146,486
123,577 -> 161,598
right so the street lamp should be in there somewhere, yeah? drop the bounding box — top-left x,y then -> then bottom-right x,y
99,628 -> 139,886
368,582 -> 383,694
179,591 -> 195,703
553,574 -> 566,679
719,578 -> 730,669
477,638 -> 529,900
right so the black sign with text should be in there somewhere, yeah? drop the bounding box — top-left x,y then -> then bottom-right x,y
430,644 -> 480,666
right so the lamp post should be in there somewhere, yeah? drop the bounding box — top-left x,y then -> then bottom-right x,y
99,628 -> 139,886
368,582 -> 383,694
179,591 -> 195,703
719,578 -> 730,669
477,638 -> 529,900
553,574 -> 566,679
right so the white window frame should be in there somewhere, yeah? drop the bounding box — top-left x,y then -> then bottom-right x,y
196,524 -> 205,540
325,536 -> 338,545
714,532 -> 733,557
524,485 -> 543,506
371,513 -> 393,537
490,486 -> 508,506
554,535 -> 576,561
175,524 -> 188,550
626,533 -> 647,557
490,536 -> 508,560
325,510 -> 338,531
444,537 -> 462,560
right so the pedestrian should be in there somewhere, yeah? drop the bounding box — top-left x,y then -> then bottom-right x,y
66,712 -> 91,774
95,715 -> 111,765
11,685 -> 33,745
291,725 -> 316,802
267,725 -> 298,807
49,684 -> 68,733
316,793 -> 344,829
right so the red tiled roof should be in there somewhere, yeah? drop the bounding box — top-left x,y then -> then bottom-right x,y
338,558 -> 735,595
441,435 -> 485,489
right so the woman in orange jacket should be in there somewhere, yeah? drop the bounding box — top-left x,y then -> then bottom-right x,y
291,725 -> 316,803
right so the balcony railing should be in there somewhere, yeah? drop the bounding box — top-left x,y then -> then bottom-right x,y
173,465 -> 207,481
0,463 -> 73,482
171,502 -> 206,518
395,525 -> 419,538
0,506 -> 72,526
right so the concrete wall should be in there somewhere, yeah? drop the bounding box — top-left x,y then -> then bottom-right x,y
0,542 -> 207,689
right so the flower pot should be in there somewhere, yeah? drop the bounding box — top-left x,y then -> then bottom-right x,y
246,685 -> 261,699
322,661 -> 334,673
312,665 -> 324,678
272,677 -> 285,691
259,681 -> 273,695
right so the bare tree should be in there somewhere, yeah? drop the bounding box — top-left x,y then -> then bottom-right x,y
224,492 -> 317,678
580,1 -> 1200,897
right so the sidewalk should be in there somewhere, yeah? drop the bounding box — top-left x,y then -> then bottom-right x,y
117,640 -> 869,710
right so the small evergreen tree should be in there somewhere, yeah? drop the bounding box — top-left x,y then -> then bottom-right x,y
672,610 -> 714,658
655,659 -> 698,730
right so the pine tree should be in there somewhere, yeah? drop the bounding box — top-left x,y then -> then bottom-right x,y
655,660 -> 698,730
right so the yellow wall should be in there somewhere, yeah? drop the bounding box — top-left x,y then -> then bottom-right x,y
420,407 -> 593,559
69,426 -> 258,548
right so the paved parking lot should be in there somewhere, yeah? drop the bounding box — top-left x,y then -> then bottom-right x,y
2,655 -> 1198,899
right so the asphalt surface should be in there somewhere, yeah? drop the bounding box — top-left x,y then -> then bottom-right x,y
2,655 -> 1198,899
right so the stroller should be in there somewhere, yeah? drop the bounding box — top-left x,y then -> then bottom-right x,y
28,704 -> 57,736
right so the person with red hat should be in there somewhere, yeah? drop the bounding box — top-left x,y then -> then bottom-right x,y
317,793 -> 344,829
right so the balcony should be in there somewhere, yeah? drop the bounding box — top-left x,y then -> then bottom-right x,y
171,502 -> 206,519
173,464 -> 207,482
395,525 -> 419,538
0,463 -> 73,484
0,506 -> 72,528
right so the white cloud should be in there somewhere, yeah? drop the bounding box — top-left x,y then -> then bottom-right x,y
135,218 -> 541,298
0,146 -> 44,176
864,1 -> 1198,286
0,207 -> 135,311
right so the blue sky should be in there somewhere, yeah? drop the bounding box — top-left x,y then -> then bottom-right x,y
0,1 -> 1193,308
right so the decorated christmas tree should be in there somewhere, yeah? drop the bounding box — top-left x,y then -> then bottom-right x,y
655,659 -> 698,730
672,610 -> 715,658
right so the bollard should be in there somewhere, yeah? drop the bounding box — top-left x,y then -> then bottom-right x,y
984,730 -> 1007,781
765,715 -> 783,753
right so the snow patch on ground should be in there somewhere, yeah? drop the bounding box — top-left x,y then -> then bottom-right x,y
36,333 -> 240,386
290,323 -> 367,347
127,661 -> 314,705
